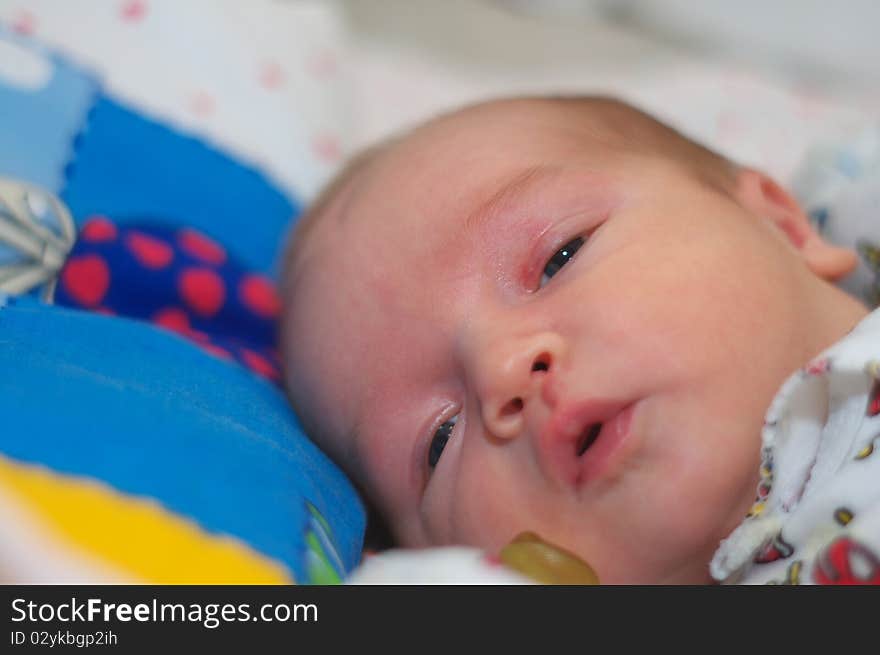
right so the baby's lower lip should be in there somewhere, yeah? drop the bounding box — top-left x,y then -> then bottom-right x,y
575,403 -> 637,487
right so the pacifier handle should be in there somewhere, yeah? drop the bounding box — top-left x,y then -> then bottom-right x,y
499,531 -> 600,585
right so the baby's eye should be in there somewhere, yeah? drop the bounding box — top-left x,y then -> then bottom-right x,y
428,414 -> 458,469
540,236 -> 585,288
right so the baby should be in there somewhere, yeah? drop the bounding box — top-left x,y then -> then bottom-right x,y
280,96 -> 878,584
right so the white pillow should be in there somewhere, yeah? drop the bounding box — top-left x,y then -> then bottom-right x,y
0,0 -> 351,202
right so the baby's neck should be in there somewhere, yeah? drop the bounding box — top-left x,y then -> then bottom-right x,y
804,283 -> 870,362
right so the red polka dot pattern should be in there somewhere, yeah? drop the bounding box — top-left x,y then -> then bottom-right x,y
178,228 -> 227,265
190,91 -> 215,117
311,133 -> 342,163
240,348 -> 280,381
61,255 -> 110,307
80,217 -> 118,242
201,343 -> 232,360
120,0 -> 147,22
179,267 -> 226,317
152,307 -> 191,334
59,218 -> 283,386
11,9 -> 35,35
126,231 -> 174,269
259,61 -> 284,89
239,274 -> 280,319
189,330 -> 211,344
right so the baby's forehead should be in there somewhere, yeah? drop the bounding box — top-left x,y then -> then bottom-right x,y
350,99 -> 685,199
295,98 -> 724,312
377,100 -> 606,167
301,102 -> 665,296
340,99 -> 732,232
337,103 -> 618,216
296,106 -> 635,357
289,99 -> 709,339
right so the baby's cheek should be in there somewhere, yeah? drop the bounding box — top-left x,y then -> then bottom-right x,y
639,253 -> 779,381
411,459 -> 456,546
418,465 -> 485,548
450,459 -> 547,551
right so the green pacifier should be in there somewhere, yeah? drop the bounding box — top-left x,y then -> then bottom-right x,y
499,532 -> 600,585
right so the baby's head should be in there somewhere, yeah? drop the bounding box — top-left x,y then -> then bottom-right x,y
280,97 -> 866,583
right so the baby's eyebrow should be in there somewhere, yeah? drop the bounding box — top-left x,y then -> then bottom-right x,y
463,165 -> 560,234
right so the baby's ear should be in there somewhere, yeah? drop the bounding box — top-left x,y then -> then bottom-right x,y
734,168 -> 857,282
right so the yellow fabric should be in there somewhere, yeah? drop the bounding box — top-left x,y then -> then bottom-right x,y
0,455 -> 293,583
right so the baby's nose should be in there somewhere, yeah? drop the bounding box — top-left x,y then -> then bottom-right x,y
479,333 -> 563,441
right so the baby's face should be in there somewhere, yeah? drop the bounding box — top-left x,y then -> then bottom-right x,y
285,101 -> 850,583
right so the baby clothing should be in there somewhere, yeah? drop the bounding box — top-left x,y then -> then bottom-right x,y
711,308 -> 880,584
711,125 -> 880,585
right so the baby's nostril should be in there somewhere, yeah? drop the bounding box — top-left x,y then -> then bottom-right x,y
500,397 -> 524,417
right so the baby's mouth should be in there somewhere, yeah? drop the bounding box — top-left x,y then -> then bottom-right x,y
576,423 -> 603,457
539,399 -> 637,489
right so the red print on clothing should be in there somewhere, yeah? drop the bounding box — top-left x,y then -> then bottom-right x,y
80,217 -> 118,243
126,231 -> 174,269
240,348 -> 279,381
813,537 -> 880,585
754,533 -> 794,564
152,307 -> 191,335
179,268 -> 226,318
239,274 -> 280,319
178,229 -> 226,265
61,255 -> 110,307
868,380 -> 880,417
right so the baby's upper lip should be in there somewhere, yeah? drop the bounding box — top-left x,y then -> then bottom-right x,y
537,397 -> 631,487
